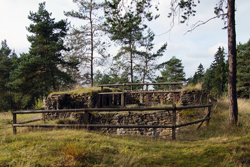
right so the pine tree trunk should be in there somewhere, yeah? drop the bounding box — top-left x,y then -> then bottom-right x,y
90,0 -> 94,87
227,0 -> 238,125
130,42 -> 133,90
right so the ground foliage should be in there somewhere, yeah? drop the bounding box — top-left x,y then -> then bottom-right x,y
0,97 -> 250,166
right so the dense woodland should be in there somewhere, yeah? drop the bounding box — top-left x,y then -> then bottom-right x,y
0,1 -> 246,114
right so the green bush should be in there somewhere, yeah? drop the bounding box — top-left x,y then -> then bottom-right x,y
33,96 -> 43,109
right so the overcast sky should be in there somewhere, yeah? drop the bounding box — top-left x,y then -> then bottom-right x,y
0,0 -> 250,79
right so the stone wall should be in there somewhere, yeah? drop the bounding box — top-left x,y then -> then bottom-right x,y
44,91 -> 181,110
44,89 -> 210,139
46,110 -> 178,139
180,90 -> 210,106
44,90 -> 112,110
44,90 -> 210,110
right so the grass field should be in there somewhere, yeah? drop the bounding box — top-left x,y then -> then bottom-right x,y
0,97 -> 250,166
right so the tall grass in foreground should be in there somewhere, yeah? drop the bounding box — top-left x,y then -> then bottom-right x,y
0,97 -> 250,166
178,96 -> 250,140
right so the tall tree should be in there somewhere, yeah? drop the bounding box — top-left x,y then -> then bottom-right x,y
136,29 -> 167,85
9,2 -> 76,108
109,0 -> 238,125
227,0 -> 238,126
236,40 -> 250,98
194,63 -> 205,84
104,0 -> 152,85
202,47 -> 227,98
64,0 -> 108,87
0,40 -> 17,111
94,70 -> 111,85
188,63 -> 205,85
202,68 -> 213,91
167,0 -> 238,125
155,56 -> 186,90
210,47 -> 227,97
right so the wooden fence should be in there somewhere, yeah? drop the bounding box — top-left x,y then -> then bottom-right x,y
98,82 -> 183,107
12,103 -> 212,140
12,82 -> 212,139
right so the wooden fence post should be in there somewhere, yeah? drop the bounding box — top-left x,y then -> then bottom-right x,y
140,93 -> 143,104
83,111 -> 89,124
42,113 -> 45,122
121,84 -> 125,108
13,113 -> 17,135
196,94 -> 212,129
173,85 -> 176,104
206,94 -> 211,126
172,104 -> 176,140
99,86 -> 103,108
146,84 -> 149,106
160,93 -> 163,105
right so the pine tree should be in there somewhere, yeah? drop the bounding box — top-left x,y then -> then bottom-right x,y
237,40 -> 250,98
94,70 -> 111,85
194,63 -> 205,84
64,0 -> 109,87
202,68 -> 213,91
202,47 -> 227,98
155,56 -> 185,90
163,0 -> 238,125
211,47 -> 227,97
136,29 -> 167,85
104,0 -> 149,85
0,40 -> 17,111
9,2 -> 76,108
188,63 -> 205,85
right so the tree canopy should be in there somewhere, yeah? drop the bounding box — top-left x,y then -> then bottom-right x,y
9,2 -> 77,109
237,40 -> 250,98
155,56 -> 185,90
64,0 -> 109,87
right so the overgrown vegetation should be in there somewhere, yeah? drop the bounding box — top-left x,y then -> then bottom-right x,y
1,97 -> 250,166
182,83 -> 202,91
48,86 -> 110,97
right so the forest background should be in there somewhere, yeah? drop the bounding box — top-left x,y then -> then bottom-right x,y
0,0 -> 250,111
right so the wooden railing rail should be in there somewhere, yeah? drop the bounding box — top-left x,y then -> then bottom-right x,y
98,82 -> 183,87
12,103 -> 212,140
98,82 -> 183,107
12,104 -> 212,114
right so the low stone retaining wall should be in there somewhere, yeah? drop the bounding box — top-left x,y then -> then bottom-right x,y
44,89 -> 210,139
181,90 -> 210,106
45,110 -> 178,139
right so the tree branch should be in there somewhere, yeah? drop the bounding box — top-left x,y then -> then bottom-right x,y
184,13 -> 227,35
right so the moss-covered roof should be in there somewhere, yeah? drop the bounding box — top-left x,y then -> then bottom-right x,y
48,87 -> 111,97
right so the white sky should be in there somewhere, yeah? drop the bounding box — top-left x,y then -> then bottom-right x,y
0,0 -> 250,79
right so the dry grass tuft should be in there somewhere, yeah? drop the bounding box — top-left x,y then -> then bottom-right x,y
63,143 -> 92,164
182,83 -> 202,91
61,135 -> 101,166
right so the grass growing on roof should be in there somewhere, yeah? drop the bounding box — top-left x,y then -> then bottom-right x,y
182,83 -> 202,91
48,86 -> 110,97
